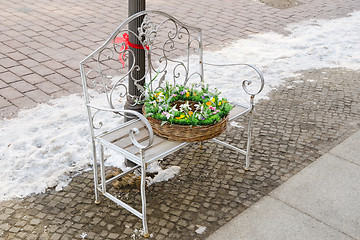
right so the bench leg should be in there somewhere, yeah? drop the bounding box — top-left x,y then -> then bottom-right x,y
140,150 -> 149,238
245,96 -> 255,171
91,140 -> 100,204
245,113 -> 252,170
99,145 -> 106,193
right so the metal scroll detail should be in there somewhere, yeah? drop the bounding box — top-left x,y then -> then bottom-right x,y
138,15 -> 157,47
80,11 -> 203,129
203,62 -> 265,96
136,13 -> 203,96
202,62 -> 265,113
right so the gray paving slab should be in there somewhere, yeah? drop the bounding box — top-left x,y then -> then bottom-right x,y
270,148 -> 360,239
207,130 -> 360,240
330,130 -> 360,166
207,196 -> 352,240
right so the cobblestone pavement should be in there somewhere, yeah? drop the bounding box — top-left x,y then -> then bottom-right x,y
0,68 -> 359,239
1,0 -> 360,239
1,0 -> 360,118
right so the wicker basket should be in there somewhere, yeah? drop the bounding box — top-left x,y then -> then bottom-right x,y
143,106 -> 228,142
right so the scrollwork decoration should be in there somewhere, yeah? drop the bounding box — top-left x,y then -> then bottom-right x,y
138,15 -> 157,47
203,62 -> 265,97
91,109 -> 104,130
85,69 -> 101,89
81,10 -> 204,121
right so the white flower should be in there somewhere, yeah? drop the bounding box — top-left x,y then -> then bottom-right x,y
179,101 -> 190,112
194,103 -> 203,113
169,105 -> 178,113
162,112 -> 173,119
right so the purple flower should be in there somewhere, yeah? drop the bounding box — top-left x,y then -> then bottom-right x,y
201,95 -> 205,99
173,94 -> 177,97
180,91 -> 186,95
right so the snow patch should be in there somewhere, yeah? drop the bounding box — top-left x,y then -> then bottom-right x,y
195,225 -> 207,234
147,161 -> 181,185
131,228 -> 153,239
230,121 -> 244,129
202,11 -> 360,105
0,93 -> 124,201
80,232 -> 87,239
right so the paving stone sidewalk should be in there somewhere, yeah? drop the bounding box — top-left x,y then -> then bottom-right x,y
207,128 -> 360,240
1,0 -> 360,118
0,68 -> 359,239
1,0 -> 360,239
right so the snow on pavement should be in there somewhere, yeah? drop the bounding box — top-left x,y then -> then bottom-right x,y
0,11 -> 359,201
203,11 -> 360,104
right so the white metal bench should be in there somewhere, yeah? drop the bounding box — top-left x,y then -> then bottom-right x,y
80,10 -> 264,237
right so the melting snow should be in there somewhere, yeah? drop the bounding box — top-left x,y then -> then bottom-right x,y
147,161 -> 181,185
80,232 -> 87,239
195,225 -> 207,234
202,11 -> 360,104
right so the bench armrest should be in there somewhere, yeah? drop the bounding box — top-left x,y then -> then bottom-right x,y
203,62 -> 265,97
87,104 -> 154,150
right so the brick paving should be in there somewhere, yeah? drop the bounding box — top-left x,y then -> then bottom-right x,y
1,0 -> 360,118
1,0 -> 360,239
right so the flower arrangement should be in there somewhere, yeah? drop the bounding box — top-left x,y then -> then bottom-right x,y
143,82 -> 233,126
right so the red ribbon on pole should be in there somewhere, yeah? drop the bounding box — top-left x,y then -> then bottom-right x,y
113,33 -> 149,67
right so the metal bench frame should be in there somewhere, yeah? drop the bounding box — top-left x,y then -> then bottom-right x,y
80,10 -> 264,237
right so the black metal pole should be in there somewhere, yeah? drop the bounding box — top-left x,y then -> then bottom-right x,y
125,0 -> 145,167
125,0 -> 146,115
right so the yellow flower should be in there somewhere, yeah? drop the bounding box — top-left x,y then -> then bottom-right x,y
186,92 -> 190,98
218,101 -> 222,105
211,97 -> 215,102
175,114 -> 185,119
206,101 -> 212,106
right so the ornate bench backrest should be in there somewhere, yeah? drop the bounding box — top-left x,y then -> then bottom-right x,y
80,10 -> 203,111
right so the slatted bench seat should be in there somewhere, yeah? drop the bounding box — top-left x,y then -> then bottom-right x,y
98,105 -> 248,165
80,10 -> 264,237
